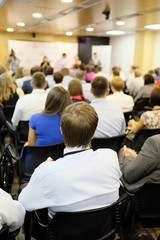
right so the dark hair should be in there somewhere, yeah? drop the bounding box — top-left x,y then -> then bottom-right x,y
62,53 -> 67,57
96,66 -> 102,72
61,68 -> 70,76
79,64 -> 85,71
42,86 -> 71,115
61,102 -> 98,148
54,71 -> 64,84
30,66 -> 41,75
68,79 -> 83,96
144,74 -> 154,85
46,67 -> 53,75
85,65 -> 92,73
32,72 -> 46,88
113,69 -> 120,76
151,86 -> 160,106
76,70 -> 85,80
91,76 -> 109,97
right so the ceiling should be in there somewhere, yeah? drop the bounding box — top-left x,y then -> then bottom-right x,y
1,0 -> 160,36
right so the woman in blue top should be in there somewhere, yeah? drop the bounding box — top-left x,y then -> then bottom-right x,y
28,86 -> 72,145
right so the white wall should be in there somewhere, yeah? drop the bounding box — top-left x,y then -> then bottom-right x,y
110,34 -> 135,79
153,31 -> 160,68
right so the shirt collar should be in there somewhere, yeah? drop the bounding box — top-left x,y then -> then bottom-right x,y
32,89 -> 46,94
64,146 -> 90,155
91,98 -> 107,104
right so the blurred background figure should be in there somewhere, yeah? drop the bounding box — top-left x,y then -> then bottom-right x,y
6,49 -> 20,76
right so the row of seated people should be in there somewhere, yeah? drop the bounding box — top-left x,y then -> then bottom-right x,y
0,101 -> 160,239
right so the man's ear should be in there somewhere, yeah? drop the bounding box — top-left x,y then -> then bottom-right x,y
91,130 -> 96,140
60,126 -> 63,135
30,81 -> 33,87
44,81 -> 47,89
106,88 -> 110,96
90,88 -> 93,94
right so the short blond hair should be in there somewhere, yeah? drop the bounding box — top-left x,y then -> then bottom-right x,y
110,77 -> 124,91
135,69 -> 142,77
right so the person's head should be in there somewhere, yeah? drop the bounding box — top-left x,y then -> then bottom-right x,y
54,71 -> 64,84
144,74 -> 155,85
62,53 -> 67,59
110,77 -> 124,92
79,64 -> 85,71
61,102 -> 98,148
31,72 -> 46,89
96,66 -> 102,73
135,69 -> 142,78
113,69 -> 120,77
30,65 -> 41,76
155,67 -> 160,76
93,52 -> 97,58
0,64 -> 6,75
43,56 -> 48,63
85,65 -> 92,73
68,78 -> 83,96
22,68 -> 30,77
148,69 -> 154,76
130,65 -> 137,74
15,67 -> 24,79
76,70 -> 85,81
46,67 -> 54,76
74,64 -> 79,69
42,86 -> 71,115
150,86 -> 160,106
61,68 -> 70,76
0,73 -> 16,102
91,76 -> 109,98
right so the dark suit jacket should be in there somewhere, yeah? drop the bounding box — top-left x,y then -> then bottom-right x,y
118,134 -> 160,193
22,79 -> 49,94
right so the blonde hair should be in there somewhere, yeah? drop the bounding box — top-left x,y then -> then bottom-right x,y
135,69 -> 142,78
110,77 -> 124,91
0,73 -> 16,102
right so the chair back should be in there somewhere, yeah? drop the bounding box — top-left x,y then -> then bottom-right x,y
91,134 -> 126,153
30,193 -> 128,240
123,111 -> 132,126
133,183 -> 160,227
132,129 -> 160,152
19,142 -> 65,182
3,105 -> 15,123
16,121 -> 29,144
0,225 -> 9,240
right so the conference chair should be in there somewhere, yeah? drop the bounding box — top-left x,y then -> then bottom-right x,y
131,183 -> 160,227
131,129 -> 160,152
0,225 -> 20,240
3,105 -> 15,123
132,98 -> 152,119
91,134 -> 126,153
25,192 -> 128,240
5,142 -> 65,184
123,111 -> 132,126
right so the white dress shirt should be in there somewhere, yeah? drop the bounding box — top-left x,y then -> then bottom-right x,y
107,92 -> 134,112
81,80 -> 94,102
11,89 -> 47,126
0,189 -> 25,232
46,75 -> 55,88
62,75 -> 73,88
18,146 -> 121,218
90,98 -> 126,138
15,76 -> 31,88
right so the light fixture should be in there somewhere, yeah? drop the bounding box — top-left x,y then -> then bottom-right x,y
86,27 -> 94,32
61,0 -> 73,2
116,21 -> 125,26
144,24 -> 160,30
106,30 -> 125,35
6,28 -> 14,32
16,22 -> 25,26
66,31 -> 73,36
32,13 -> 42,18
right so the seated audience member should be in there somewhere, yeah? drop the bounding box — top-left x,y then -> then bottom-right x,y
12,72 -> 47,126
85,65 -> 95,82
126,65 -> 138,89
134,74 -> 155,103
68,78 -> 89,103
76,70 -> 93,102
0,73 -> 24,109
13,67 -> 24,81
119,134 -> 160,193
108,66 -> 120,81
72,55 -> 81,68
127,69 -> 144,97
28,86 -> 71,145
46,72 -> 65,94
22,65 -> 41,94
70,64 -> 79,78
0,64 -> 6,75
154,67 -> 160,81
61,68 -> 72,88
0,188 -> 25,232
128,86 -> 160,134
94,66 -> 107,78
40,56 -> 50,74
54,53 -> 67,72
45,67 -> 55,88
18,102 -> 121,217
90,76 -> 125,138
15,68 -> 30,88
107,77 -> 134,112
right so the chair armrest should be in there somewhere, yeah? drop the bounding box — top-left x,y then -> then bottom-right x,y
4,143 -> 19,161
30,209 -> 49,228
5,121 -> 17,137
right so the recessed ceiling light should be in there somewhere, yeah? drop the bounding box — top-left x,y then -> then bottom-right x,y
106,30 -> 125,35
66,31 -> 73,36
116,21 -> 125,26
61,0 -> 73,2
144,24 -> 160,30
6,28 -> 14,32
32,13 -> 42,18
16,22 -> 25,26
86,27 -> 94,32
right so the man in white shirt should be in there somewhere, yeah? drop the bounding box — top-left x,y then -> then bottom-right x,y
45,67 -> 55,88
12,72 -> 47,126
18,102 -> 121,218
0,188 -> 25,232
107,77 -> 134,112
90,76 -> 126,137
54,53 -> 68,72
94,66 -> 107,79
